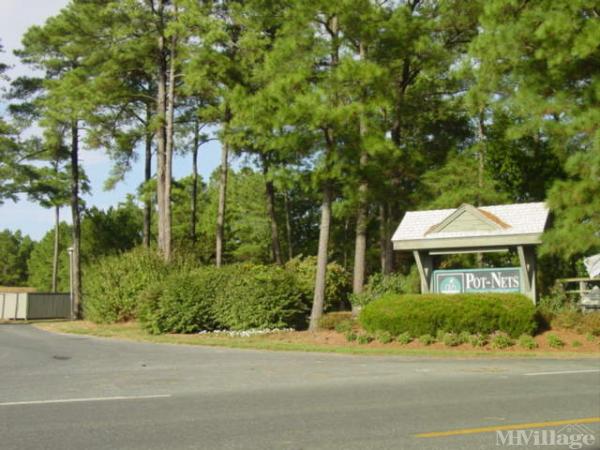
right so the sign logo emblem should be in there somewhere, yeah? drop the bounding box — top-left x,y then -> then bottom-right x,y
439,276 -> 462,294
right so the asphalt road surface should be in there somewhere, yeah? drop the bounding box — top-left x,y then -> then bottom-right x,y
1,324 -> 599,450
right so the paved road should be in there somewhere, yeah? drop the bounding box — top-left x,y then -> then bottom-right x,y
1,325 -> 599,450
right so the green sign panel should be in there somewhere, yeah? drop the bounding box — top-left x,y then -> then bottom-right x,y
433,268 -> 522,294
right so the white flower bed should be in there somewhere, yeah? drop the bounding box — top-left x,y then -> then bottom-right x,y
198,328 -> 294,337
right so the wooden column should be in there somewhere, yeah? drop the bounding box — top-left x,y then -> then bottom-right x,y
413,251 -> 433,294
517,245 -> 537,303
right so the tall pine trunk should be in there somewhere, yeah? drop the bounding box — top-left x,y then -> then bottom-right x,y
190,119 -> 199,244
379,203 -> 394,274
143,105 -> 152,249
70,121 -> 82,318
163,25 -> 176,262
155,0 -> 168,260
283,191 -> 293,260
261,155 -> 283,265
309,184 -> 332,331
51,205 -> 59,293
352,121 -> 369,299
215,110 -> 230,268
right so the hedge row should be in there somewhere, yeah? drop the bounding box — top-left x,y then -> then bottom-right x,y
360,293 -> 537,338
83,249 -> 351,332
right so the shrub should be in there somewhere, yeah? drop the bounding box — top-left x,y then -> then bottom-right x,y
83,248 -> 168,323
442,333 -> 461,347
518,334 -> 538,350
376,331 -> 393,344
396,332 -> 412,345
547,334 -> 565,348
580,312 -> 600,336
349,268 -> 420,308
213,264 -> 308,330
572,340 -> 582,348
586,333 -> 596,342
357,334 -> 373,345
360,293 -> 537,338
335,319 -> 354,334
419,334 -> 435,346
345,331 -> 358,342
458,331 -> 471,345
285,256 -> 351,311
318,312 -> 353,330
469,334 -> 487,347
138,267 -> 229,334
490,332 -> 514,349
551,309 -> 581,330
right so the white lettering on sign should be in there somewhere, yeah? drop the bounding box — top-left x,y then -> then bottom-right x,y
436,268 -> 521,294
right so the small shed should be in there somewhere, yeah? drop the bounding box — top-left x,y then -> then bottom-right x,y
392,202 -> 550,302
0,291 -> 71,320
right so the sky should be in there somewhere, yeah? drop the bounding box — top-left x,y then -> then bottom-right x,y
0,0 -> 224,241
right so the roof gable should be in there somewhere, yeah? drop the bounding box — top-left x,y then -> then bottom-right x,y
426,204 -> 510,235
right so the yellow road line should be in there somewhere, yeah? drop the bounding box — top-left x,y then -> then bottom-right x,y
415,417 -> 600,438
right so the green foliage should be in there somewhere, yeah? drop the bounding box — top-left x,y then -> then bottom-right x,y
318,312 -> 353,331
580,313 -> 600,337
360,293 -> 537,338
285,256 -> 351,312
357,334 -> 373,345
139,268 -> 224,335
81,202 -> 143,261
350,268 -> 420,308
572,340 -> 582,348
0,229 -> 34,286
83,248 -> 168,323
468,334 -> 488,348
375,331 -> 393,344
418,334 -> 435,346
442,333 -> 461,347
518,334 -> 538,350
335,320 -> 354,334
551,310 -> 582,331
490,332 -> 514,350
547,334 -> 565,349
212,264 -> 308,331
345,331 -> 358,342
396,332 -> 412,345
27,222 -> 71,292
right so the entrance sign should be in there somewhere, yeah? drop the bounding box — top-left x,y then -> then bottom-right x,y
391,202 -> 550,303
434,268 -> 522,294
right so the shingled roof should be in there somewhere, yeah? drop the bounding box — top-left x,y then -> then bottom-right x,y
392,202 -> 549,251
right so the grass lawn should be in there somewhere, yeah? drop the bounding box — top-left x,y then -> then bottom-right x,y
32,321 -> 600,359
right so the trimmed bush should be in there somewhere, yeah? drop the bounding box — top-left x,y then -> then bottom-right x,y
285,256 -> 351,311
139,267 -> 230,334
213,264 -> 308,330
360,293 -> 537,338
83,248 -> 168,323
